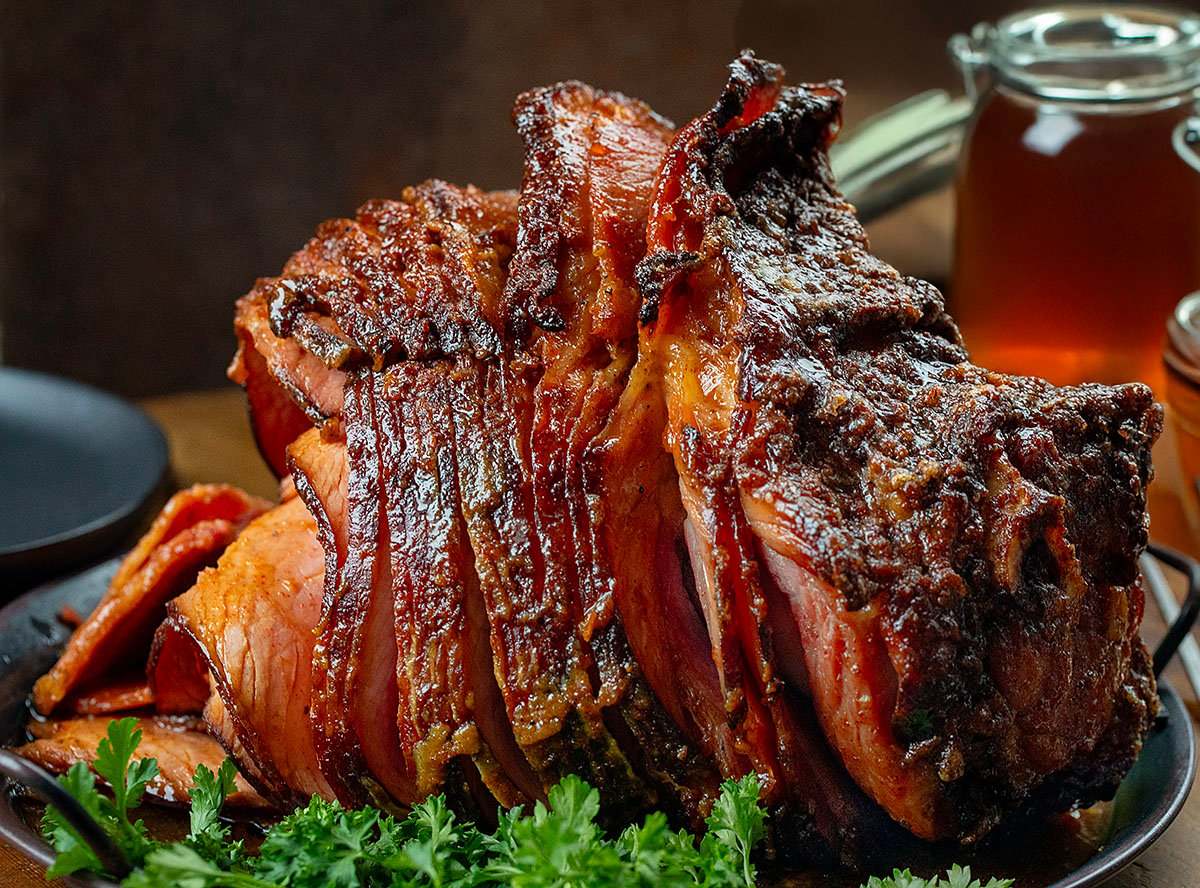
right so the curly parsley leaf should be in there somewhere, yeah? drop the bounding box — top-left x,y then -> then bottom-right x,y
698,775 -> 766,888
485,774 -> 628,886
39,717 -> 1015,888
189,759 -> 237,840
253,796 -> 397,888
382,793 -> 489,888
42,717 -> 160,875
94,717 -> 155,820
863,866 -> 1014,888
126,844 -> 276,888
186,758 -> 247,869
42,762 -> 108,879
614,811 -> 701,888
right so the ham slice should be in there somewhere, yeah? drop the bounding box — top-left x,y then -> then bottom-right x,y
228,303 -> 327,477
66,679 -> 155,716
446,81 -> 690,813
298,375 -> 415,810
16,716 -> 267,809
148,494 -> 335,806
374,364 -> 538,807
32,486 -> 268,716
291,419 -> 539,812
593,359 -> 734,821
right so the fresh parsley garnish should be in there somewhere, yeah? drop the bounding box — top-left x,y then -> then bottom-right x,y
39,718 -> 1014,887
863,866 -> 1013,888
41,717 -> 158,878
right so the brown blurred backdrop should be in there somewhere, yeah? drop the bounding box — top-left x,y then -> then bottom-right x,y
1,0 -> 1088,396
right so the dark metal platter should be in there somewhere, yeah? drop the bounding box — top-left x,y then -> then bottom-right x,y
0,556 -> 1194,888
0,369 -> 168,575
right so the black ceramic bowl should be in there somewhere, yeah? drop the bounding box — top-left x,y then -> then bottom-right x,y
0,369 -> 168,576
0,557 -> 1194,888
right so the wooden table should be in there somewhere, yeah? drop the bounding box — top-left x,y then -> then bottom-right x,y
2,387 -> 1197,886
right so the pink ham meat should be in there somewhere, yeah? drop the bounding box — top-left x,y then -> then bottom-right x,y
66,678 -> 156,716
228,293 -> 340,477
16,716 -> 267,809
291,379 -> 415,811
289,421 -> 538,813
32,486 -> 268,716
148,492 -> 335,806
592,358 -> 738,818
372,365 -> 539,809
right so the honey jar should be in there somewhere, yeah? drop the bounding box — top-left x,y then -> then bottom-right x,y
949,5 -> 1200,391
1157,291 -> 1200,553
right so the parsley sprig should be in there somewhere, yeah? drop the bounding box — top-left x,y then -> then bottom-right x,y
39,717 -> 1013,888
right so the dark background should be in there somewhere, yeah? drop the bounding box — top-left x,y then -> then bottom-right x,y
2,0 -> 1053,396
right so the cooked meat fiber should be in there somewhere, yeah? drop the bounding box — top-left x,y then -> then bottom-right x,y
461,81 -> 680,815
373,365 -> 541,810
21,53 -> 1161,869
148,493 -> 335,806
294,371 -> 541,814
638,52 -> 1161,842
228,300 -> 331,477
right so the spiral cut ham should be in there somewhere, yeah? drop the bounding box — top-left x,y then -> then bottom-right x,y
21,52 -> 1161,867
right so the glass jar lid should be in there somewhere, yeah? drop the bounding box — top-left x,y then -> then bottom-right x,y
1166,292 -> 1200,383
951,4 -> 1200,102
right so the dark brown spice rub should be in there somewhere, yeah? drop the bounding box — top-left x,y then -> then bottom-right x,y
639,51 -> 1161,842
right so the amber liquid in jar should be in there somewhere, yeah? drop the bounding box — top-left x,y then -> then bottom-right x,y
951,88 -> 1200,391
1157,293 -> 1200,553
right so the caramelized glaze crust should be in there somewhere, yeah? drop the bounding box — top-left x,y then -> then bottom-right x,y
639,51 -> 1161,840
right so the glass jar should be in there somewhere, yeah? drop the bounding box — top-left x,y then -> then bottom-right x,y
1157,291 -> 1200,553
949,5 -> 1200,392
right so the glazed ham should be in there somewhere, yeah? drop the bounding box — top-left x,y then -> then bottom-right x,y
637,54 -> 1160,842
20,52 -> 1161,867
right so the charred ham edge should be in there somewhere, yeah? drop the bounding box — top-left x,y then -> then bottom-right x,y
16,716 -> 268,810
229,184 -> 520,475
292,374 -> 415,811
230,290 -> 348,420
278,184 -> 541,813
228,299 -> 329,478
32,486 -> 269,717
638,50 -> 1161,844
265,185 -> 515,369
147,494 -> 336,807
524,78 -> 735,824
454,80 -> 706,817
638,55 -> 869,857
